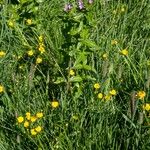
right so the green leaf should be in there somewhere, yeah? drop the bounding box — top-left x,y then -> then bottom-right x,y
80,39 -> 99,50
74,64 -> 83,69
82,65 -> 96,73
54,77 -> 65,84
69,76 -> 83,82
83,75 -> 96,81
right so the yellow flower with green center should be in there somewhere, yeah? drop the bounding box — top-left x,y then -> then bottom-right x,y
111,40 -> 118,45
27,50 -> 34,56
94,83 -> 100,89
35,126 -> 42,132
30,116 -> 37,122
17,116 -> 24,123
0,51 -> 6,57
0,85 -> 4,93
36,57 -> 42,64
69,69 -> 75,76
26,19 -> 32,25
38,45 -> 45,53
36,112 -> 43,118
98,93 -> 103,99
38,35 -> 43,42
7,20 -> 14,28
26,112 -> 31,120
51,101 -> 59,108
120,49 -> 128,56
121,7 -> 125,12
143,103 -> 150,111
31,129 -> 37,136
102,53 -> 107,59
109,89 -> 117,96
137,91 -> 146,100
24,121 -> 29,128
104,94 -> 111,101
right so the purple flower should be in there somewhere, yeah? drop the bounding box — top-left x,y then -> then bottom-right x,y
64,3 -> 72,12
88,0 -> 93,4
78,0 -> 84,10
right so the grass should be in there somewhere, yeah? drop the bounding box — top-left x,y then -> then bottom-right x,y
0,0 -> 150,149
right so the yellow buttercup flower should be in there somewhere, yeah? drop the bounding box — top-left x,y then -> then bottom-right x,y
26,19 -> 32,25
36,112 -> 43,118
137,91 -> 146,100
36,57 -> 42,64
0,85 -> 4,93
69,69 -> 75,76
31,129 -> 37,136
111,40 -> 118,45
121,7 -> 125,12
51,101 -> 59,108
24,121 -> 29,128
26,112 -> 31,120
102,53 -> 107,59
94,83 -> 100,89
38,45 -> 45,53
35,126 -> 42,132
17,116 -> 24,123
27,50 -> 34,56
143,103 -> 150,111
109,89 -> 117,96
120,49 -> 128,56
7,20 -> 14,28
30,116 -> 37,122
104,94 -> 111,101
98,93 -> 103,99
0,51 -> 6,57
38,35 -> 43,42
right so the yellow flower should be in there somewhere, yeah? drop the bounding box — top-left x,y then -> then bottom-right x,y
31,129 -> 37,136
104,94 -> 111,101
137,91 -> 146,100
36,112 -> 43,118
111,40 -> 118,45
36,57 -> 42,64
17,116 -> 24,123
98,93 -> 103,99
26,112 -> 31,120
51,101 -> 59,108
69,69 -> 75,76
109,89 -> 117,96
35,126 -> 42,132
102,53 -> 107,59
26,19 -> 32,25
0,51 -> 6,57
94,83 -> 100,89
121,7 -> 125,12
143,103 -> 150,111
38,35 -> 43,42
7,20 -> 14,28
30,116 -> 37,122
27,50 -> 34,56
38,45 -> 45,53
24,121 -> 29,128
0,85 -> 4,93
120,49 -> 128,56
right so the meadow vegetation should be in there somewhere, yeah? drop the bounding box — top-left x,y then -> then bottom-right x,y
0,0 -> 150,149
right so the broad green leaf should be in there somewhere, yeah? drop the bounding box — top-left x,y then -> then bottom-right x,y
80,39 -> 99,50
69,76 -> 83,82
54,77 -> 65,84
